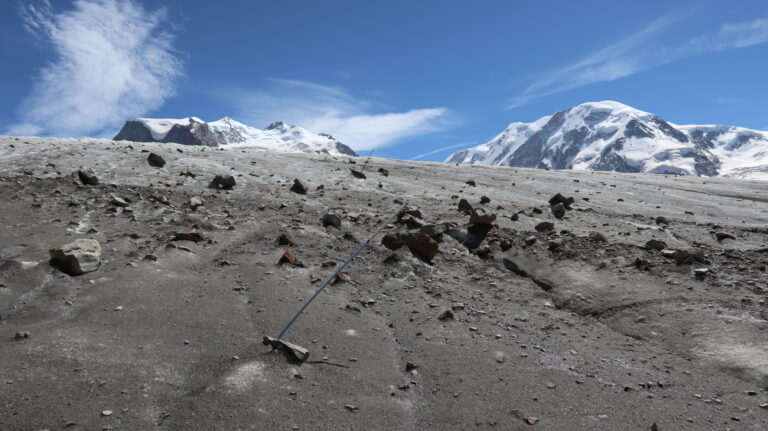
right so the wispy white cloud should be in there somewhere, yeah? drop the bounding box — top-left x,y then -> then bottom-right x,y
412,142 -> 474,160
7,0 -> 182,137
509,15 -> 768,108
221,79 -> 449,151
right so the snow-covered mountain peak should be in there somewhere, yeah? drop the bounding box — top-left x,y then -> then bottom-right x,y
446,101 -> 768,180
114,116 -> 357,157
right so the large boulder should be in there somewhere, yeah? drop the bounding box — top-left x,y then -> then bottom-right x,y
49,239 -> 101,275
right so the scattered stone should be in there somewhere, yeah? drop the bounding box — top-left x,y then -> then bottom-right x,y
531,207 -> 543,214
405,361 -> 418,372
173,232 -> 204,242
110,196 -> 130,208
77,168 -> 99,186
715,232 -> 735,242
525,416 -> 539,425
398,206 -> 424,220
350,169 -> 366,179
547,240 -> 562,251
670,248 -> 708,265
49,239 -> 102,276
458,199 -> 474,213
378,167 -> 389,176
693,268 -> 709,278
147,152 -> 166,167
438,309 -> 455,321
535,221 -> 554,232
549,193 -> 574,209
588,232 -> 607,242
101,410 -> 113,417
480,196 -> 491,204
551,203 -> 565,219
382,232 -> 439,261
321,214 -> 342,229
143,254 -> 158,261
210,175 -> 236,190
510,213 -> 519,221
13,331 -> 30,341
469,210 -> 496,225
344,405 -> 359,412
278,251 -> 300,266
655,216 -> 669,225
290,179 -> 307,194
335,272 -> 352,283
189,196 -> 204,210
398,213 -> 425,229
263,336 -> 310,363
278,232 -> 296,245
465,180 -> 476,187
645,239 -> 667,251
476,245 -> 492,259
525,236 -> 537,246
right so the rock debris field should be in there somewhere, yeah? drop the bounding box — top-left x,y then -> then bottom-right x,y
1,136 -> 767,430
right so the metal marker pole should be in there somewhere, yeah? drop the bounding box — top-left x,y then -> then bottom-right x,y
275,204 -> 404,340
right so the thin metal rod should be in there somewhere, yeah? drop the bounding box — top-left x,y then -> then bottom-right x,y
360,147 -> 375,172
275,204 -> 404,340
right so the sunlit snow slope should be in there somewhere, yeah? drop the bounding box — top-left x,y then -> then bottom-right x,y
446,101 -> 768,180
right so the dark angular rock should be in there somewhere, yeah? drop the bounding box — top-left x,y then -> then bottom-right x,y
350,169 -> 366,179
588,232 -> 607,242
438,309 -> 455,321
77,168 -> 99,186
535,221 -> 555,232
397,206 -> 423,221
469,210 -> 496,225
645,239 -> 667,251
480,196 -> 491,204
549,193 -> 575,209
458,199 -> 474,213
510,213 -> 519,221
321,214 -> 342,229
173,232 -> 204,242
465,180 -> 476,187
210,175 -> 236,190
382,232 -> 439,261
378,167 -> 389,176
551,203 -> 566,219
715,232 -> 735,242
290,179 -> 307,194
147,152 -> 166,167
655,216 -> 669,225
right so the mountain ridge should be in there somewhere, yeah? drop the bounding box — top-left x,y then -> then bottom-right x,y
446,101 -> 768,180
113,117 -> 357,157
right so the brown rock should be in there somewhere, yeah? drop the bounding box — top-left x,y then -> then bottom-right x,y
278,232 -> 296,245
278,251 -> 299,265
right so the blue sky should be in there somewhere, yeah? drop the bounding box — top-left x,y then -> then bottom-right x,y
1,0 -> 767,160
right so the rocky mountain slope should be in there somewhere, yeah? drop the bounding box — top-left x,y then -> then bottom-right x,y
1,135 -> 767,430
114,116 -> 357,156
447,101 -> 768,180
